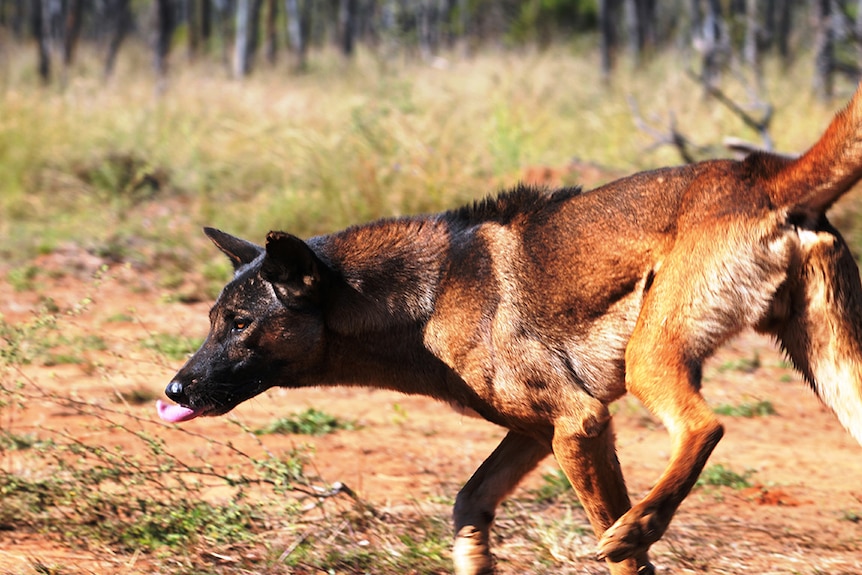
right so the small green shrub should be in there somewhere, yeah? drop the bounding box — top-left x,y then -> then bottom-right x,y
696,464 -> 754,490
717,352 -> 761,374
531,468 -> 576,503
713,400 -> 776,418
256,408 -> 355,436
141,333 -> 203,361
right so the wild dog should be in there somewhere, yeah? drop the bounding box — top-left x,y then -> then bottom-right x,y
158,84 -> 862,575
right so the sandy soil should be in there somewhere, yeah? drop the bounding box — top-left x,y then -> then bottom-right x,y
1,248 -> 861,575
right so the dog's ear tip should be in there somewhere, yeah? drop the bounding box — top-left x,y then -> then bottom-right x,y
203,226 -> 225,240
203,228 -> 263,269
265,231 -> 301,249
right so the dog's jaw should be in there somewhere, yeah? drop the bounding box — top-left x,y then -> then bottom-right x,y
156,399 -> 203,423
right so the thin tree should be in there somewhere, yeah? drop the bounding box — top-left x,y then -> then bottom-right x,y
340,0 -> 358,57
692,0 -> 727,93
154,0 -> 175,87
813,0 -> 834,99
34,0 -> 51,83
624,0 -> 655,66
234,0 -> 263,77
62,0 -> 83,68
186,0 -> 200,60
104,0 -> 132,79
284,0 -> 311,70
265,0 -> 278,64
744,0 -> 762,92
599,0 -> 620,80
234,0 -> 251,76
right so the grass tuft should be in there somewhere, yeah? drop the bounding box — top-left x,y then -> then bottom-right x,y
713,399 -> 777,418
256,408 -> 356,436
696,464 -> 754,490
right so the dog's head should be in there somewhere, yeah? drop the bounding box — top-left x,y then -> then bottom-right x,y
157,228 -> 330,423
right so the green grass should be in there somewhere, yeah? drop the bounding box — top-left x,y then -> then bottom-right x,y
696,464 -> 754,490
141,333 -> 204,361
716,352 -> 761,374
256,407 -> 356,436
531,468 -> 577,503
713,399 -> 777,418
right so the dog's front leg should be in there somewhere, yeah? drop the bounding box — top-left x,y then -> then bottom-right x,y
553,411 -> 655,575
453,430 -> 551,575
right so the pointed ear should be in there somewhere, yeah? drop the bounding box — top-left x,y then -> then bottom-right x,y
204,227 -> 264,271
261,231 -> 328,302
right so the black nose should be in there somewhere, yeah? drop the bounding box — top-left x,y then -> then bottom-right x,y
165,380 -> 185,401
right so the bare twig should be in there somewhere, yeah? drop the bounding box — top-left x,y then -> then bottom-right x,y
685,68 -> 775,151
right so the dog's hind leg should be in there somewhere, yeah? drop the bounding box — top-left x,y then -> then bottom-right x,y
453,431 -> 551,575
554,409 -> 655,575
596,323 -> 724,565
597,222 -> 791,563
767,223 -> 862,445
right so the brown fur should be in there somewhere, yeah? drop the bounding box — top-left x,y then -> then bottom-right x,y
162,85 -> 862,575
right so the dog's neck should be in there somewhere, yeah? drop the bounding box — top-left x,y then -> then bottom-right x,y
303,216 -> 463,396
313,215 -> 451,334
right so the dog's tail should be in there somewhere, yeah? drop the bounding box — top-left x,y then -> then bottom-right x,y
768,83 -> 862,213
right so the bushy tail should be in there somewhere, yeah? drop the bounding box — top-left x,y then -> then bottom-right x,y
768,84 -> 862,212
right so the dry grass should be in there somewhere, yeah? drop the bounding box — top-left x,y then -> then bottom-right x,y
2,43 -> 855,271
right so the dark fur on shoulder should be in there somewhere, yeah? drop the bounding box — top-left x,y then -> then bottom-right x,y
158,86 -> 862,575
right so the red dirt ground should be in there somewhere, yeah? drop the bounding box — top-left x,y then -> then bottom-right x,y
1,247 -> 862,574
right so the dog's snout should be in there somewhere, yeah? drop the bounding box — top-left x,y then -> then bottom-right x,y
165,380 -> 185,401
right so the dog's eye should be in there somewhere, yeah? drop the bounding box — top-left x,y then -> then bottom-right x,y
232,318 -> 251,332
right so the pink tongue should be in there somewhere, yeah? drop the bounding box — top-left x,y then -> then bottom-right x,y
156,399 -> 202,423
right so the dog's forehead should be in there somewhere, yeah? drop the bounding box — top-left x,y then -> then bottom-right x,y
211,267 -> 277,315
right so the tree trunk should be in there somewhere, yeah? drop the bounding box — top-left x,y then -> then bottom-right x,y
265,0 -> 277,65
34,0 -> 51,84
340,0 -> 358,57
298,0 -> 313,70
154,0 -> 174,85
234,0 -> 251,76
812,0 -> 833,99
187,0 -> 200,60
856,0 -> 862,67
201,0 -> 211,47
104,0 -> 131,79
744,0 -> 761,90
624,0 -> 655,65
250,0 -> 264,65
775,0 -> 791,61
12,0 -> 26,37
62,0 -> 83,67
284,0 -> 302,57
698,0 -> 725,92
599,0 -> 619,80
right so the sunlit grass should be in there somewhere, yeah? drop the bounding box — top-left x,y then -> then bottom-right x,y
2,42 -> 855,276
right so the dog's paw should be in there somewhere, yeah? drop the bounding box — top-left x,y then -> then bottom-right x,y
596,509 -> 662,564
453,526 -> 496,575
